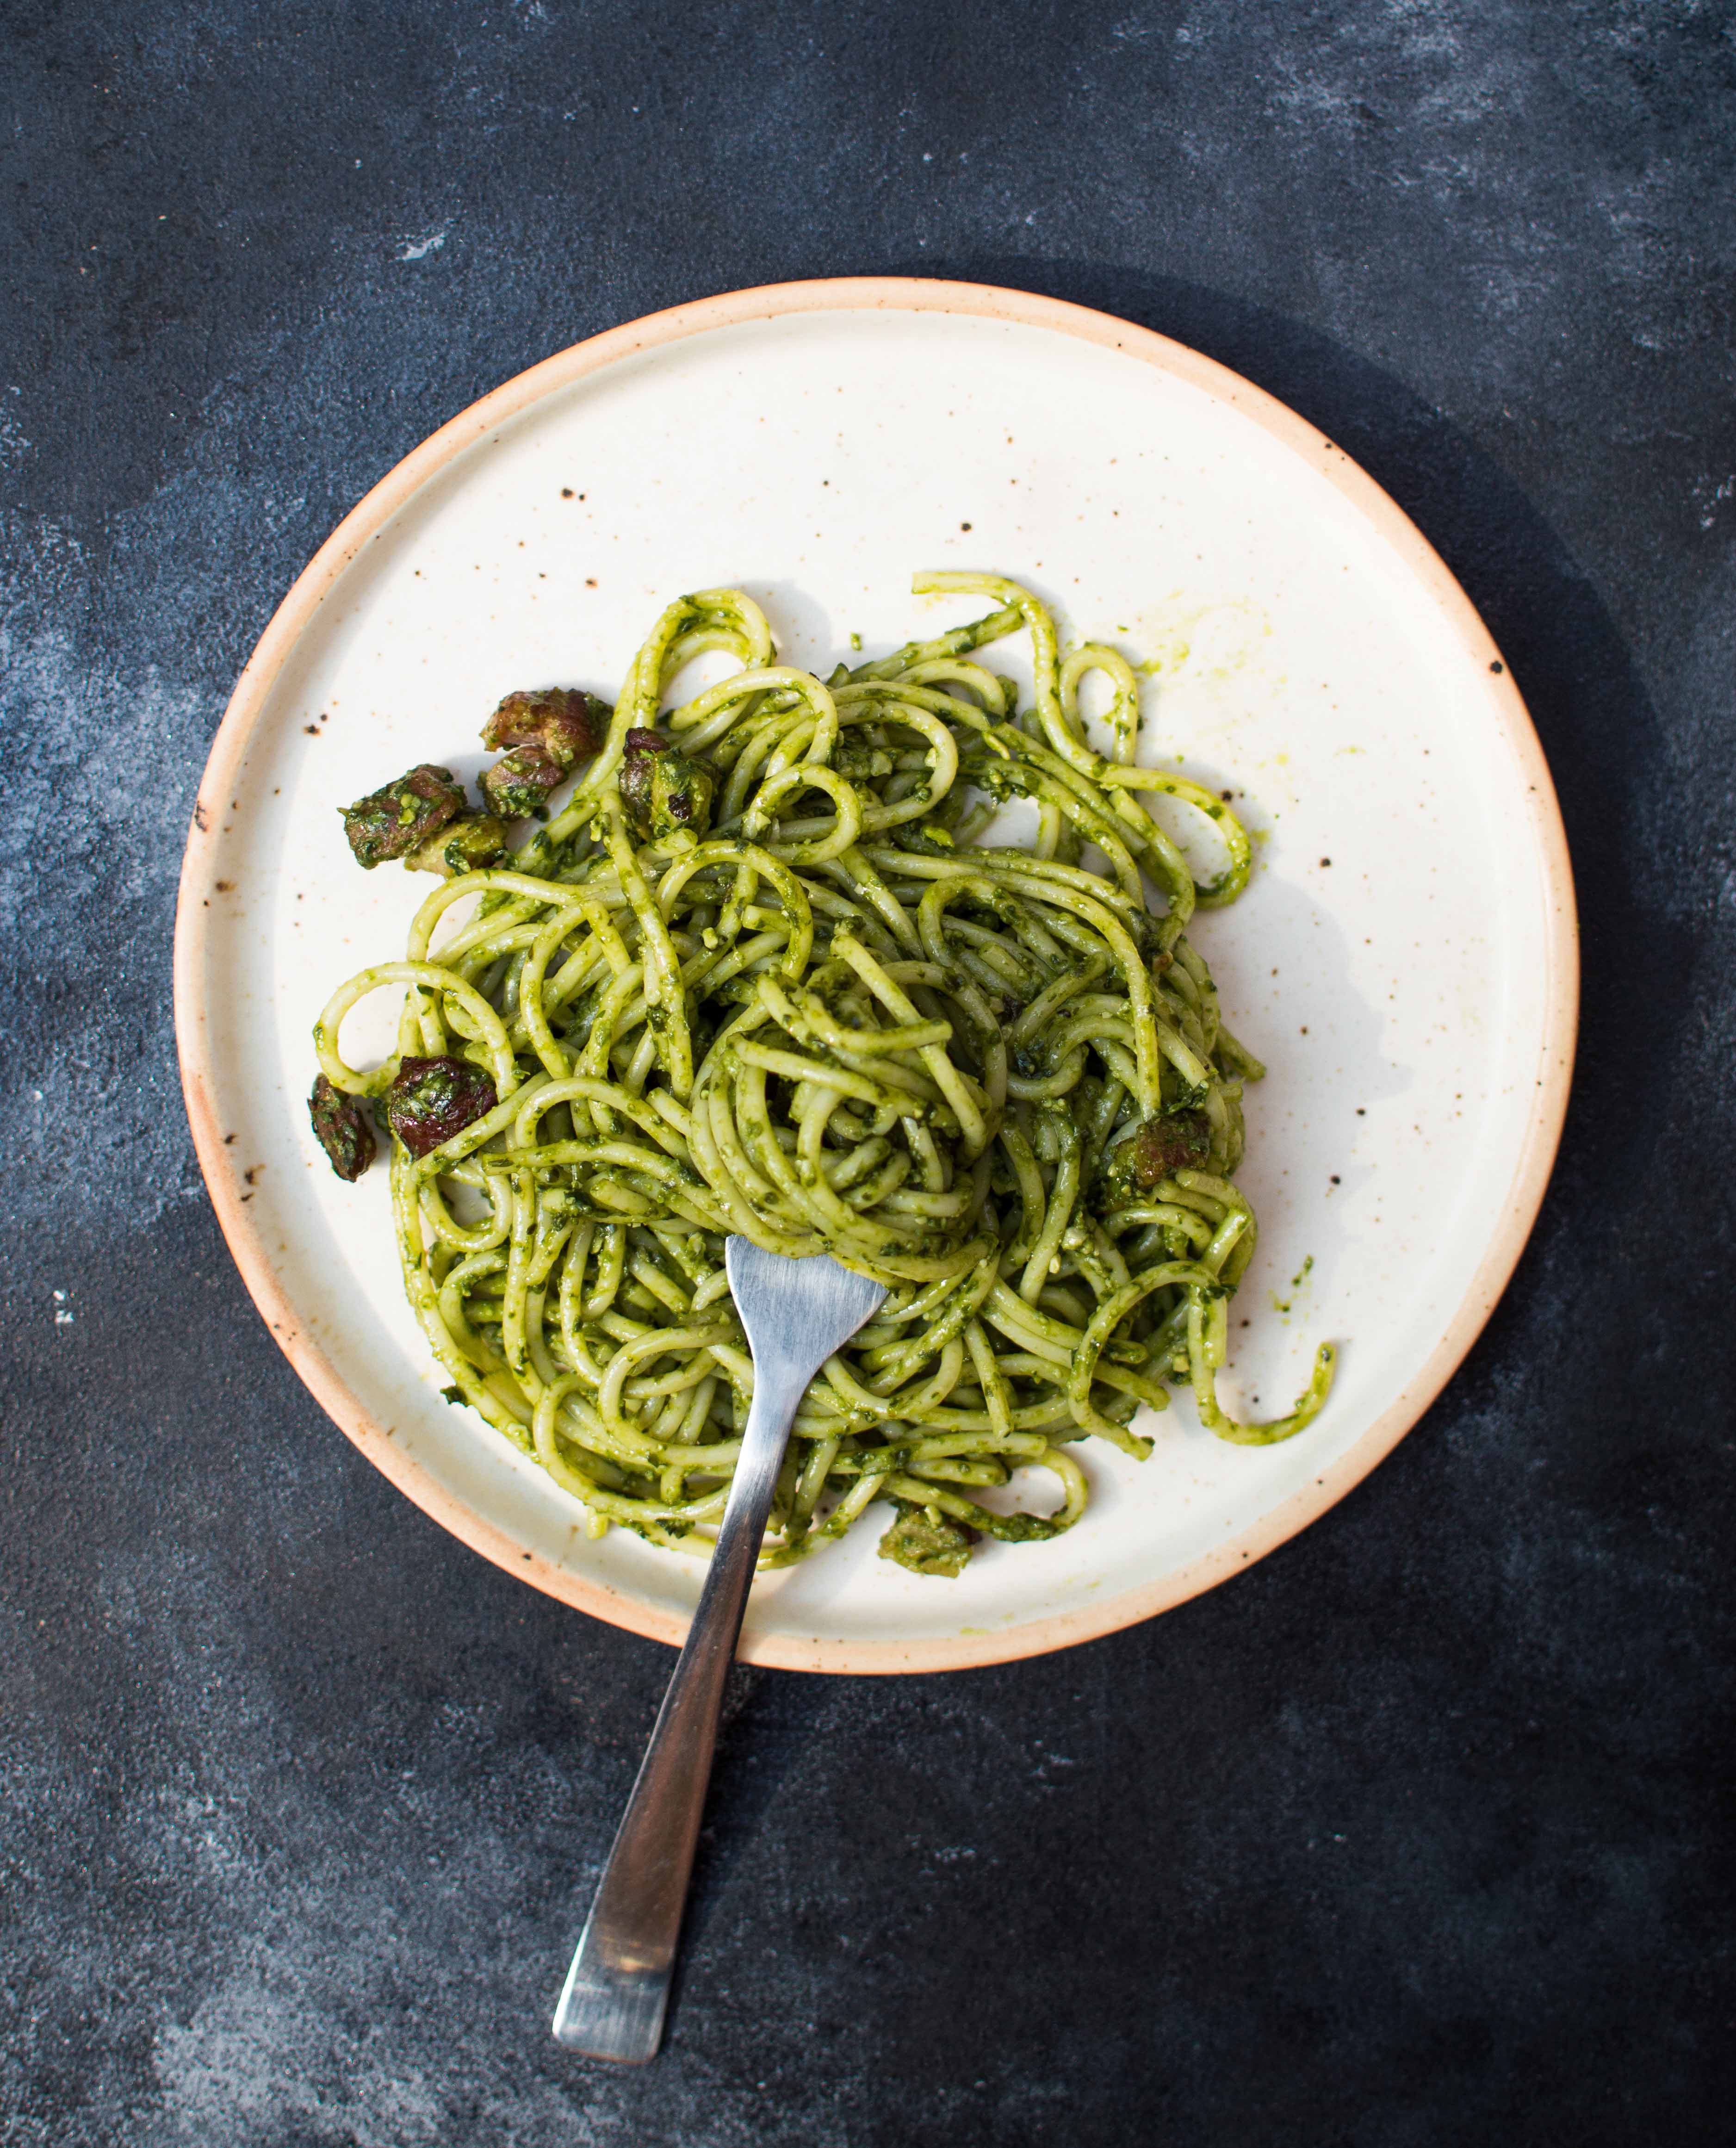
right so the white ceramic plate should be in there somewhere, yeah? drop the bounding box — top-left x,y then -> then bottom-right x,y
175,280 -> 1576,1672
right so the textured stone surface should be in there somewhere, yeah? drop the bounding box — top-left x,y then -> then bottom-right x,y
3,4 -> 1733,2142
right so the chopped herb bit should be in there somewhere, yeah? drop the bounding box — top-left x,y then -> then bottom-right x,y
977,1509 -> 1062,1544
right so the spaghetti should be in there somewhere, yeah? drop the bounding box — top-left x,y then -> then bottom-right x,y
312,575 -> 1334,1575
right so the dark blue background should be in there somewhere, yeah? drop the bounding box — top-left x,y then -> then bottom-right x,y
3,5 -> 1732,2142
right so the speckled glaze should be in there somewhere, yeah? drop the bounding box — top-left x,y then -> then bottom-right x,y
175,279 -> 1575,1672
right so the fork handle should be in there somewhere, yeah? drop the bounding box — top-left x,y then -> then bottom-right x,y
550,1361 -> 806,2062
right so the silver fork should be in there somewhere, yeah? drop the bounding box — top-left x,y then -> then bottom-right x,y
551,1238 -> 887,2063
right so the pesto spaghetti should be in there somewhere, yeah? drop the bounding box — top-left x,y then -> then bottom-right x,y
310,574 -> 1333,1577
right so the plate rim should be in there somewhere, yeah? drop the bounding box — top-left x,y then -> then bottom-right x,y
173,275 -> 1579,1674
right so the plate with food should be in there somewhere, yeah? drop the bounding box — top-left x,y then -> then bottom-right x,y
174,279 -> 1575,1671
